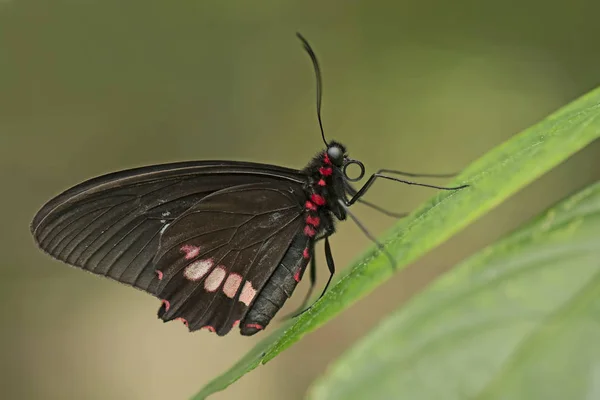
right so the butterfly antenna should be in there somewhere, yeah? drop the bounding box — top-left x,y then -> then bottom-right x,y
297,32 -> 328,147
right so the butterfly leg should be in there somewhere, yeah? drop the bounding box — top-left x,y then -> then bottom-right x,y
302,244 -> 318,306
343,182 -> 408,218
338,199 -> 397,269
346,172 -> 468,206
354,198 -> 408,218
375,169 -> 459,178
318,236 -> 335,300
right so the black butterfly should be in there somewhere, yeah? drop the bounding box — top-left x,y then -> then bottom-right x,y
30,34 -> 466,336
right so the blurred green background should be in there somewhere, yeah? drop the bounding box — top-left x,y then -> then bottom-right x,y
1,1 -> 599,399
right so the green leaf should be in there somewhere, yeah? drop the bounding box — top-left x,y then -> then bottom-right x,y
193,88 -> 600,399
310,180 -> 600,400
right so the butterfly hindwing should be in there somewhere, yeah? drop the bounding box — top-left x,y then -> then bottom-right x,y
31,161 -> 305,294
153,182 -> 306,335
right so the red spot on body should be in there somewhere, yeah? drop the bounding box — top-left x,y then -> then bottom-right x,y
176,317 -> 189,327
294,268 -> 302,282
233,319 -> 240,327
156,270 -> 163,280
303,247 -> 310,259
245,323 -> 264,331
202,325 -> 216,333
305,201 -> 317,211
161,299 -> 171,312
311,194 -> 326,206
180,244 -> 200,260
318,179 -> 326,186
323,153 -> 332,164
304,225 -> 316,237
306,215 -> 320,227
319,167 -> 333,176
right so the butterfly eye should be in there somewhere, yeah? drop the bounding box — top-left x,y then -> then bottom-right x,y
343,159 -> 365,182
327,146 -> 344,166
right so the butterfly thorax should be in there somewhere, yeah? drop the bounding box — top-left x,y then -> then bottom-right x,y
301,145 -> 348,228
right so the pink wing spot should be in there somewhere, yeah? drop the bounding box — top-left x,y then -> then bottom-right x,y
204,266 -> 226,292
303,247 -> 310,259
233,319 -> 240,327
245,323 -> 264,331
305,201 -> 317,211
239,281 -> 257,306
176,317 -> 189,327
319,166 -> 333,176
306,215 -> 320,227
323,153 -> 332,165
180,244 -> 201,260
311,194 -> 326,206
160,299 -> 171,312
201,325 -> 216,333
304,225 -> 316,237
223,273 -> 242,298
183,258 -> 213,281
294,268 -> 302,283
318,179 -> 326,186
156,270 -> 163,280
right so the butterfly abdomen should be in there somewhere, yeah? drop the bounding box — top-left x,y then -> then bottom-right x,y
240,232 -> 311,335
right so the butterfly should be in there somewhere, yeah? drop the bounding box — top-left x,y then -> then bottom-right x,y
30,33 -> 467,336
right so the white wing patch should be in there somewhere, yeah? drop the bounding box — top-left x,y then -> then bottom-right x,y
204,266 -> 226,292
183,258 -> 213,281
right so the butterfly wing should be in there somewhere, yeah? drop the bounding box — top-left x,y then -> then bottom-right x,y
31,161 -> 305,294
153,181 -> 306,335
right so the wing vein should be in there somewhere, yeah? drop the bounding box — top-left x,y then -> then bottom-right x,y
158,225 -> 242,259
59,200 -> 132,260
128,229 -> 163,286
100,217 -> 152,277
45,205 -> 114,253
36,194 -> 135,243
73,203 -> 145,268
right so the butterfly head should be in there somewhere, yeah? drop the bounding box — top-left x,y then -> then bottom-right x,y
325,141 -> 365,182
326,141 -> 346,167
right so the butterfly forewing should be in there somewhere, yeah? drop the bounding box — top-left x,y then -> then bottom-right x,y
153,182 -> 306,335
31,161 -> 306,295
